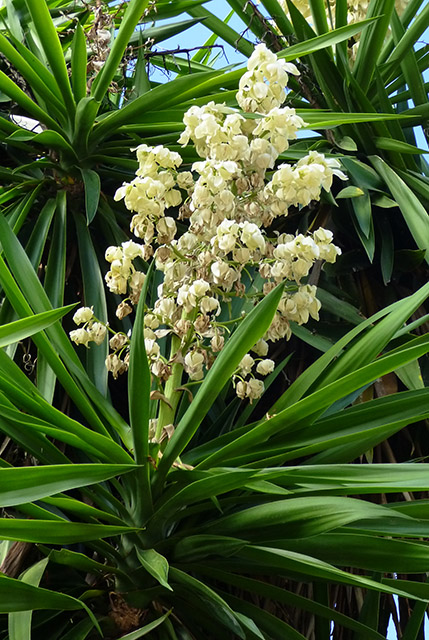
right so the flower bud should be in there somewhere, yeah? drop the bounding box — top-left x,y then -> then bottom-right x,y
256,359 -> 275,376
73,307 -> 94,325
238,354 -> 254,376
70,328 -> 91,347
88,322 -> 107,345
109,333 -> 128,350
211,334 -> 224,352
116,301 -> 133,319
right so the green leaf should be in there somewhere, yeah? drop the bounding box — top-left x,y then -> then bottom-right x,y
173,535 -> 247,563
186,4 -> 253,56
378,212 -> 394,284
118,612 -> 171,640
23,0 -> 75,115
337,136 -> 358,150
79,168 -> 100,225
374,137 -> 428,154
316,288 -> 364,325
170,567 -> 245,638
47,549 -> 126,579
210,496 -> 407,539
270,290 -> 426,415
0,400 -> 70,466
25,198 -> 56,272
147,469 -> 257,536
91,67 -> 224,143
42,496 -> 124,526
4,0 -> 24,42
0,574 -> 90,613
315,282 -> 429,389
130,17 -> 204,46
0,379 -> 131,463
137,548 -> 173,591
197,567 -> 386,640
128,262 -> 154,523
129,33 -> 151,99
341,157 -> 383,190
353,203 -> 375,261
336,186 -> 365,198
37,190 -> 67,401
272,390 -> 429,464
284,533 -> 429,573
31,130 -> 75,156
401,601 -> 428,640
74,97 -> 100,156
0,212 -> 86,372
238,546 -> 424,598
371,156 -> 429,263
70,24 -> 87,104
299,110 -> 412,128
280,17 -> 378,61
0,304 -> 74,349
196,340 -> 429,467
0,221 -> 132,446
0,520 -> 135,544
224,592 -> 307,640
352,189 -> 372,237
396,359 -> 424,390
0,33 -> 67,124
129,262 -> 153,466
0,464 -> 136,508
8,558 -> 49,640
353,0 -> 395,92
259,460 -> 429,493
383,1 -> 429,70
74,213 -> 108,395
308,0 -> 330,34
0,68 -> 61,132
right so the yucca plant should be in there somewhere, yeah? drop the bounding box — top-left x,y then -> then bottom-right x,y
0,0 -> 429,639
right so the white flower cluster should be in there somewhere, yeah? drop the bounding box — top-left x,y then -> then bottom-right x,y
104,240 -> 146,299
71,43 -> 345,403
236,44 -> 300,114
69,307 -> 107,347
114,145 -> 182,247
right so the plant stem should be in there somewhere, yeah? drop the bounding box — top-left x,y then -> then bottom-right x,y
155,334 -> 183,442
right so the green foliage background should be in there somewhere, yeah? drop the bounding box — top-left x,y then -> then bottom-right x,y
0,0 -> 428,638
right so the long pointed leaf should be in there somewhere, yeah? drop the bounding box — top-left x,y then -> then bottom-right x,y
0,464 -> 136,508
24,0 -> 75,115
0,305 -> 74,349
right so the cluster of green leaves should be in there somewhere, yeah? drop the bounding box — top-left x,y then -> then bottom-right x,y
0,0 -> 428,638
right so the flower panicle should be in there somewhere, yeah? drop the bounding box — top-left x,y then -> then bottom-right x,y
71,43 -> 346,405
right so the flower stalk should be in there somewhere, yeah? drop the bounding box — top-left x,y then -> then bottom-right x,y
155,334 -> 183,444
